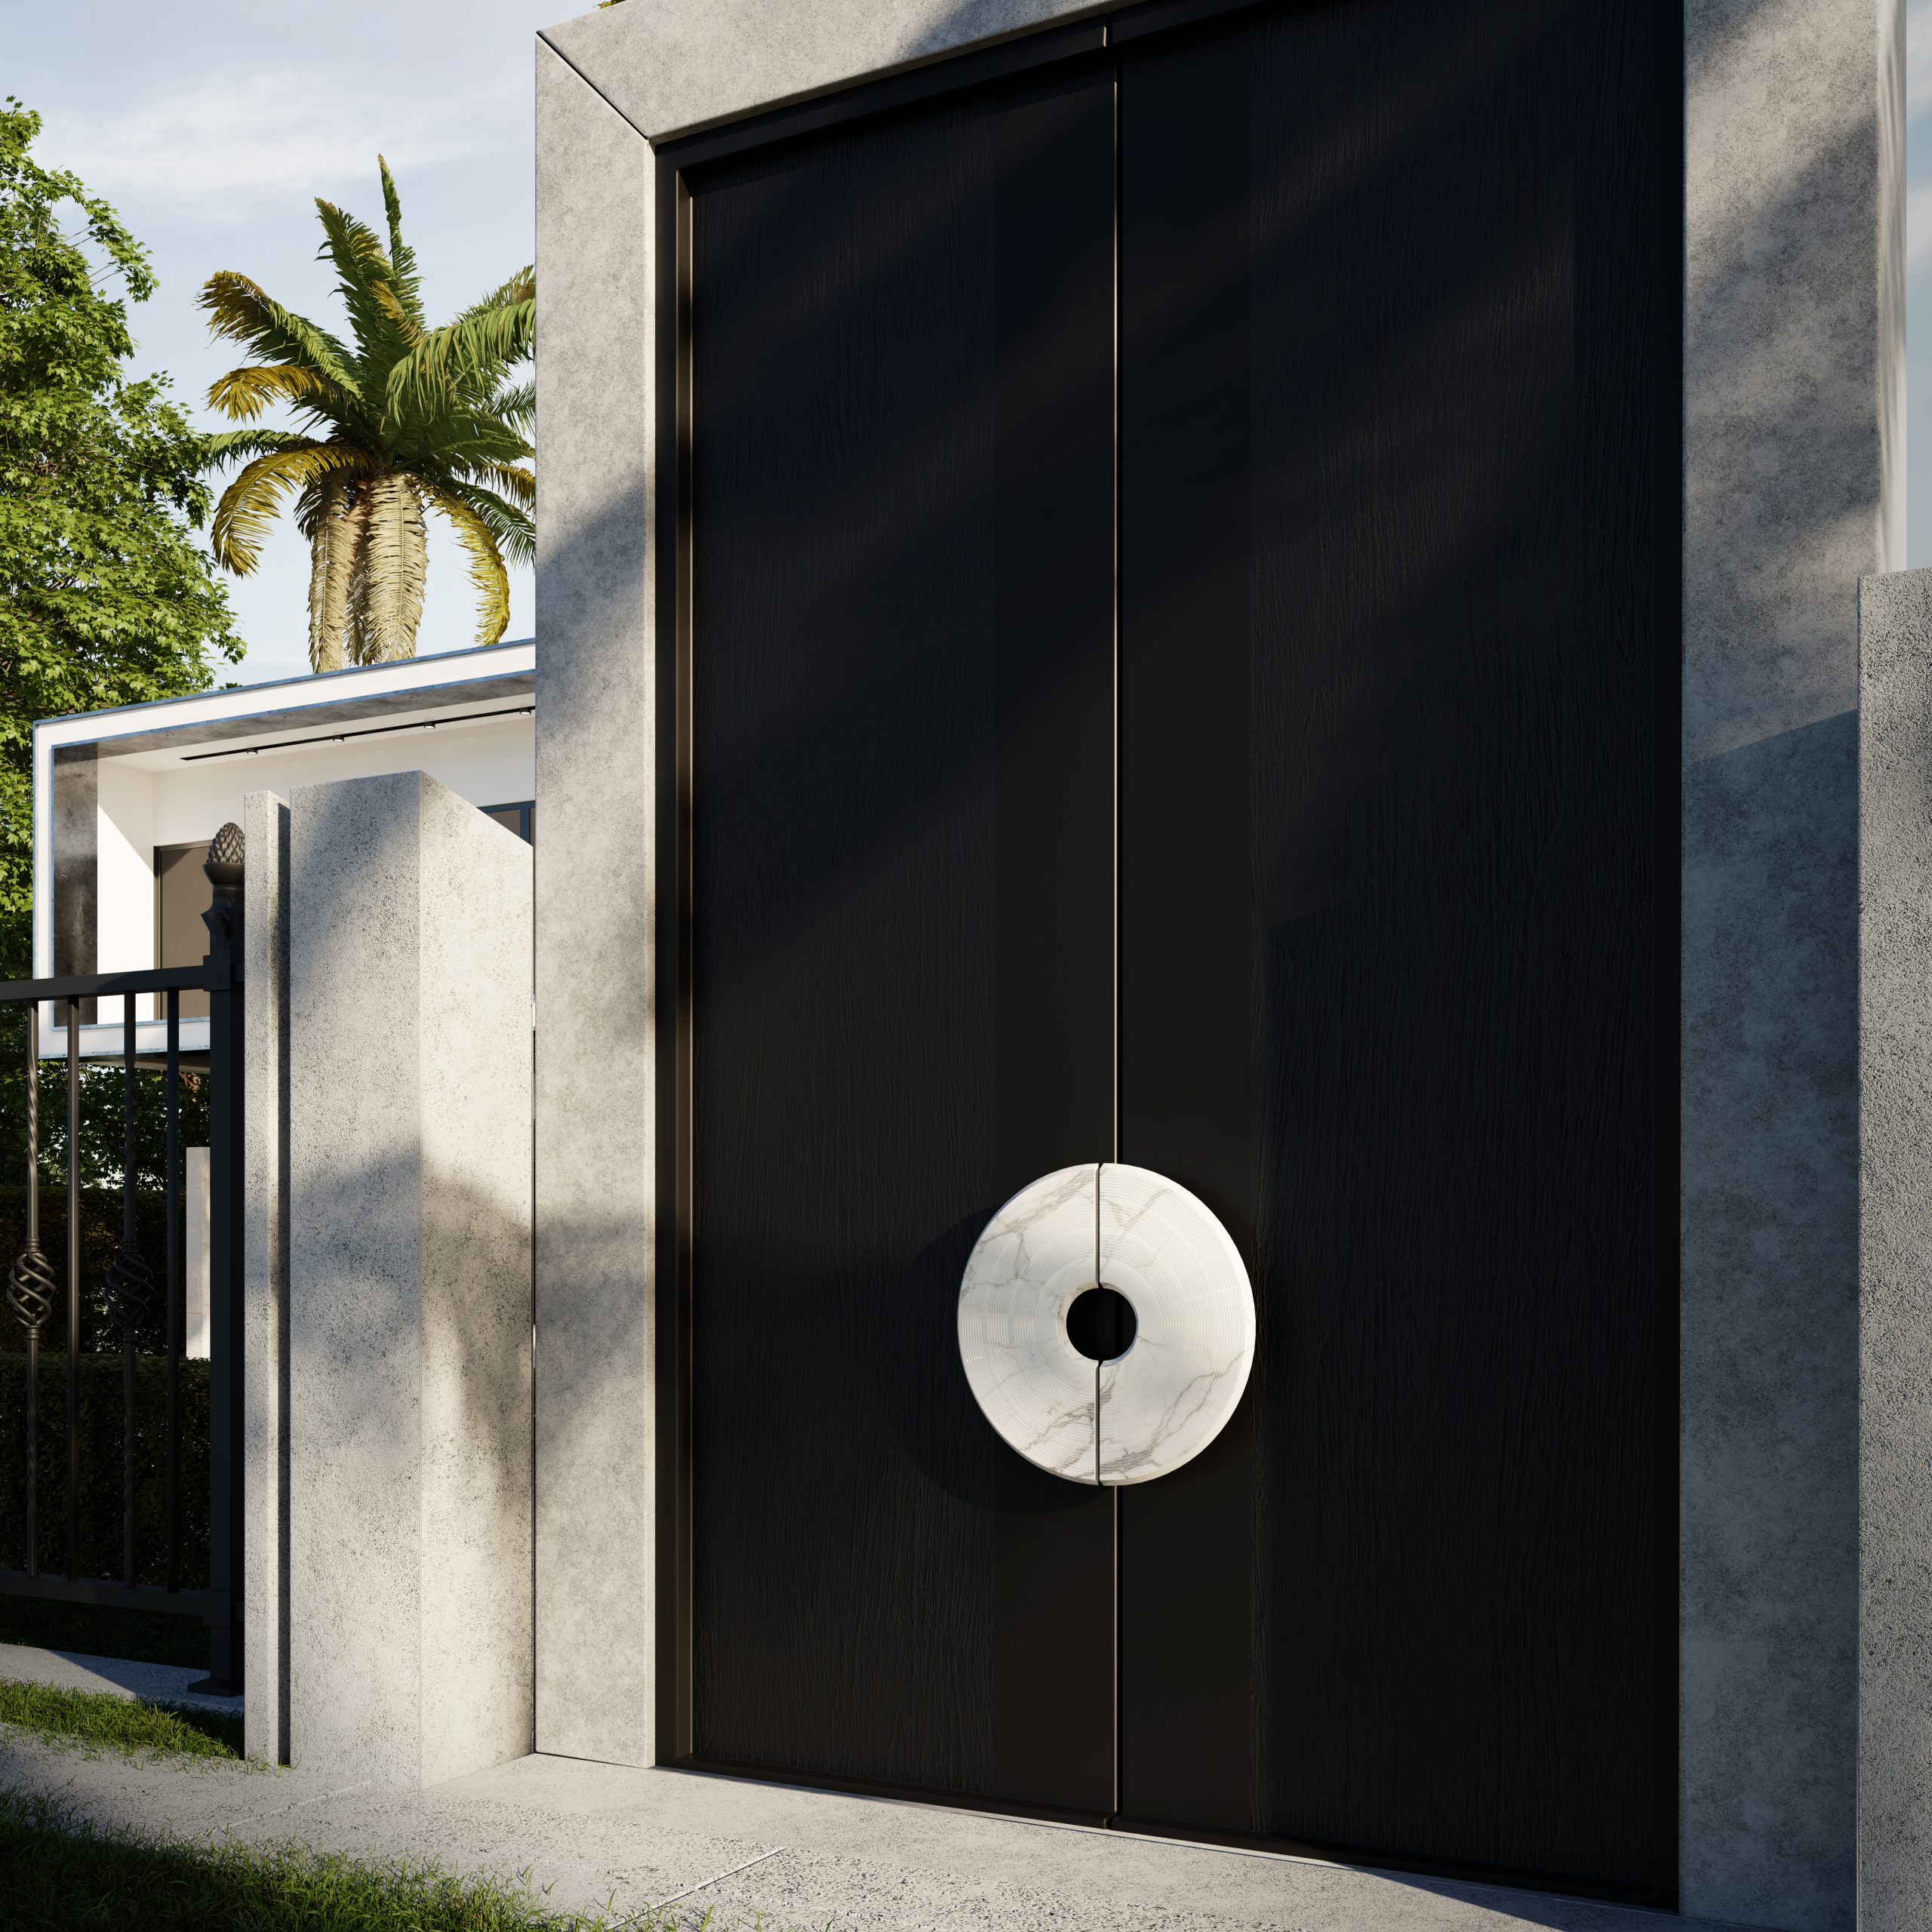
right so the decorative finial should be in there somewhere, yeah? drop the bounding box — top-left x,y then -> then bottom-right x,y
205,822 -> 245,888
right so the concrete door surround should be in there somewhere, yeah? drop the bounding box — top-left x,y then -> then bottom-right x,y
517,3 -> 1906,1930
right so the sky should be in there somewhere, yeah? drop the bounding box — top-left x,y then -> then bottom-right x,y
12,0 -> 571,685
13,4 -> 1932,687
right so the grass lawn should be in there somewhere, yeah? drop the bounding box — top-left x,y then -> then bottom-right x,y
0,1684 -> 822,1927
0,1678 -> 244,1759
0,1595 -> 207,1668
0,1785 -> 651,1930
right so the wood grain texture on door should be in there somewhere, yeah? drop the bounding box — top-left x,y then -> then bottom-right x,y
1115,0 -> 1674,1896
685,60 -> 1118,1810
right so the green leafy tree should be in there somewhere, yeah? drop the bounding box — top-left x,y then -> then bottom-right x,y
0,100 -> 242,976
202,160 -> 534,670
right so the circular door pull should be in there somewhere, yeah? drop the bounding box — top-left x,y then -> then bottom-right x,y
957,1164 -> 1255,1486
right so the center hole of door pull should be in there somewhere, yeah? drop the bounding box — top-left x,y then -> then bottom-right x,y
1066,1285 -> 1137,1363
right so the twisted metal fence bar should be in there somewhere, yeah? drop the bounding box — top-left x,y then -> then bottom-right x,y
6,1004 -> 54,1575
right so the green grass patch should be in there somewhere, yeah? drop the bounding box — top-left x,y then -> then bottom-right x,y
0,1784 -> 623,1930
0,1783 -> 834,1930
0,1595 -> 208,1667
0,1678 -> 242,1760
0,1783 -> 725,1930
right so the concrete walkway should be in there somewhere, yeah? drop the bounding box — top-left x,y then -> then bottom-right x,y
0,1708 -> 1754,1932
0,1641 -> 243,1715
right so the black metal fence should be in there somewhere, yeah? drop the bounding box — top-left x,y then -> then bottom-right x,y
0,827 -> 243,1692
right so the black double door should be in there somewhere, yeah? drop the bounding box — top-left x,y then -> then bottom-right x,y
673,0 -> 1673,1902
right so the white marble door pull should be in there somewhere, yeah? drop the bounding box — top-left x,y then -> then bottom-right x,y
957,1163 -> 1255,1485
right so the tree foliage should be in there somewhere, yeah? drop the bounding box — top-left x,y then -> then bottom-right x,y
202,160 -> 534,670
0,100 -> 242,974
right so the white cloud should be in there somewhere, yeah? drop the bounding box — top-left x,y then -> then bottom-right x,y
37,69 -> 518,220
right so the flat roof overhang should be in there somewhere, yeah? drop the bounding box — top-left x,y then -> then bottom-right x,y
32,639 -> 537,990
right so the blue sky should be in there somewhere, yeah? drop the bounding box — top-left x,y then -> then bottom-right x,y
14,4 -> 1932,685
14,0 -> 567,684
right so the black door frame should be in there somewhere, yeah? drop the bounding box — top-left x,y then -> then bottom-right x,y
652,0 -> 1684,1900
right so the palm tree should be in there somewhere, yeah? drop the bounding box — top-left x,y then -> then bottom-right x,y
199,160 -> 533,671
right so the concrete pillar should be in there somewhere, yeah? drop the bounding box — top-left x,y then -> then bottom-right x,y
243,789 -> 290,1765
1680,2 -> 1902,1926
285,771 -> 532,1786
1855,570 -> 1932,1932
532,36 -> 657,1768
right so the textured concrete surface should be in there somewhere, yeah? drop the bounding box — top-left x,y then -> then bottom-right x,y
1855,570 -> 1932,1932
242,789 -> 290,1767
0,1735 -> 1747,1932
0,1644 -> 243,1718
540,0 -> 1102,140
532,37 -> 658,1771
1680,2 -> 1901,1927
287,772 -> 532,1787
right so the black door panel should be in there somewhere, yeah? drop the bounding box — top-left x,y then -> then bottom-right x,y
1115,1 -> 1670,1890
686,60 -> 1118,1810
673,0 -> 1674,1895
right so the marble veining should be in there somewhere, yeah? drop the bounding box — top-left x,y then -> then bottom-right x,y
958,1164 -> 1255,1486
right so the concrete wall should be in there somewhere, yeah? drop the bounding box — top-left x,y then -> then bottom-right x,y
531,37 -> 657,1767
534,2 -> 1906,1923
285,771 -> 532,1786
1857,569 -> 1932,1932
1680,2 -> 1902,1926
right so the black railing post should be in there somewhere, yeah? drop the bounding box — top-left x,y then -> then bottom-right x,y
65,996 -> 78,1580
165,989 -> 180,1593
8,1005 -> 54,1574
195,823 -> 245,1695
103,992 -> 155,1589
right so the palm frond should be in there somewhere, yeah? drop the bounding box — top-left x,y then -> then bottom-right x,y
372,278 -> 420,343
377,156 -> 424,329
448,459 -> 534,510
198,272 -> 361,397
208,362 -> 355,425
420,481 -> 512,646
210,444 -> 377,575
434,477 -> 534,572
429,414 -> 535,469
457,268 -> 536,325
205,428 -> 326,465
491,378 -> 534,441
312,198 -> 414,376
383,278 -> 533,423
352,474 -> 427,663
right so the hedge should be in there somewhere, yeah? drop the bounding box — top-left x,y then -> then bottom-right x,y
0,1183 -> 191,1359
0,1349 -> 209,1586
